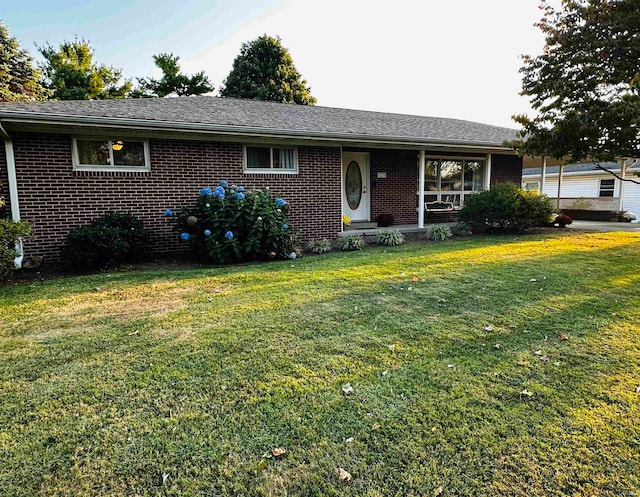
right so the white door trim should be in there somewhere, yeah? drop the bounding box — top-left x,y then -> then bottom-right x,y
342,152 -> 370,222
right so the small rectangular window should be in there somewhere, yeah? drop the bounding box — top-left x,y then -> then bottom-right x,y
524,182 -> 540,191
599,178 -> 615,197
73,138 -> 150,171
244,145 -> 298,173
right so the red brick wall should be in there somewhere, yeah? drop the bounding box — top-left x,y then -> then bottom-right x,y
10,133 -> 342,261
491,154 -> 523,186
369,149 -> 418,225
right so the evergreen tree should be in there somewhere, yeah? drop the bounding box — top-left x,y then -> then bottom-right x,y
220,35 -> 316,105
0,20 -> 49,102
132,53 -> 213,97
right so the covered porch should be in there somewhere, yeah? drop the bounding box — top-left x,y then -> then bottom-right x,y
341,147 -> 522,232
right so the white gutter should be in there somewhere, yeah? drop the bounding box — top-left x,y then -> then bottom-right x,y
522,169 -> 639,179
0,123 -> 24,268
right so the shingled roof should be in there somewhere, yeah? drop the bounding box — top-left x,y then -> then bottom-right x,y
0,96 -> 517,148
523,161 -> 640,176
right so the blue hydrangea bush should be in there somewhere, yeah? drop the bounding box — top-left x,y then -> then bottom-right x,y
167,180 -> 299,264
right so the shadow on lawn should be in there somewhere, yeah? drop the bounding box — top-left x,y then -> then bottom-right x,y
2,234 -> 640,496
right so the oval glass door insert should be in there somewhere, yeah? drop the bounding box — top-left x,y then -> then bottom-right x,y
346,160 -> 362,210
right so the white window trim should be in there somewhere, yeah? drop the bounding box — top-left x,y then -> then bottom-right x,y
420,156 -> 487,207
243,145 -> 299,174
72,137 -> 151,172
598,178 -> 615,197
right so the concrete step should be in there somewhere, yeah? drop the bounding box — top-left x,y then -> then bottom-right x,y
345,221 -> 378,230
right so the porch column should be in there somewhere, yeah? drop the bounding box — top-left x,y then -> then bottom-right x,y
485,154 -> 492,189
418,148 -> 425,228
619,158 -> 626,212
556,163 -> 564,210
540,156 -> 547,193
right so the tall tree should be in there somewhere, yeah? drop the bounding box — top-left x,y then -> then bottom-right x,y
131,53 -> 213,97
512,0 -> 640,182
39,39 -> 131,100
0,20 -> 49,102
220,35 -> 316,105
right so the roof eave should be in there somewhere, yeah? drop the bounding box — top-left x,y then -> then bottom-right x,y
0,112 -> 515,152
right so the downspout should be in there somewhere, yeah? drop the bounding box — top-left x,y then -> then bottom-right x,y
418,149 -> 425,229
0,122 -> 24,268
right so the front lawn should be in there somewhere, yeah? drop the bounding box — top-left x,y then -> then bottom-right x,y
1,232 -> 639,496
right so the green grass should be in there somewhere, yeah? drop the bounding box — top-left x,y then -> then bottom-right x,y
1,231 -> 639,496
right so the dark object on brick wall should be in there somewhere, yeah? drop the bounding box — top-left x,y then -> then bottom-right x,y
376,213 -> 394,227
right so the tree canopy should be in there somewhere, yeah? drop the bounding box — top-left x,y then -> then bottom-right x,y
220,35 -> 316,105
39,39 -> 131,100
132,53 -> 214,97
0,20 -> 49,102
512,0 -> 640,168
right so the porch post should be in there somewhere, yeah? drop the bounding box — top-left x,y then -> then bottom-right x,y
418,149 -> 425,228
485,154 -> 492,190
556,163 -> 563,211
619,158 -> 626,212
540,156 -> 547,193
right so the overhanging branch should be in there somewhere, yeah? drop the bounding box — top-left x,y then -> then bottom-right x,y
593,160 -> 640,185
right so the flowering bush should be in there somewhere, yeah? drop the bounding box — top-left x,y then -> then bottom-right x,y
169,180 -> 299,264
623,211 -> 637,221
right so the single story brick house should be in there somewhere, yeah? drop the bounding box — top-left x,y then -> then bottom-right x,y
0,97 -> 523,261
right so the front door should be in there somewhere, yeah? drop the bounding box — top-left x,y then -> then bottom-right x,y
342,152 -> 370,221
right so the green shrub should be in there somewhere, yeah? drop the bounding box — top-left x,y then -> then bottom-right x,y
336,234 -> 365,251
459,182 -> 554,233
169,181 -> 299,264
376,229 -> 405,246
425,224 -> 453,241
305,239 -> 332,254
0,219 -> 32,281
451,222 -> 473,237
63,213 -> 149,271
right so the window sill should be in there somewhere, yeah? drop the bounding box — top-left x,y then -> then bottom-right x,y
243,168 -> 298,175
73,165 -> 151,173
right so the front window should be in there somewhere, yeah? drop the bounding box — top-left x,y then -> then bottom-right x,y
524,182 -> 540,191
73,138 -> 150,171
244,145 -> 298,173
599,178 -> 615,197
421,157 -> 486,207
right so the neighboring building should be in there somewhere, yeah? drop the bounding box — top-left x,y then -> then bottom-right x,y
522,161 -> 640,215
0,97 -> 523,261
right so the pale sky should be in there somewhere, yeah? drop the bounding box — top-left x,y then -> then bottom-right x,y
2,0 -> 556,128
